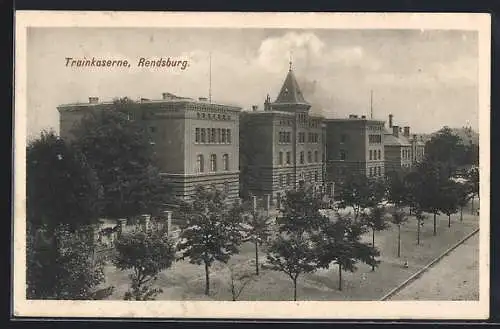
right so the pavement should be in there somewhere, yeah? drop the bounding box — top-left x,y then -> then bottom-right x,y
388,232 -> 479,301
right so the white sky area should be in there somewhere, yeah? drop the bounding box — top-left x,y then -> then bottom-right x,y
26,28 -> 479,139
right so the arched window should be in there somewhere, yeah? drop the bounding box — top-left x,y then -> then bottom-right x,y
300,151 -> 304,164
314,151 -> 318,162
307,151 -> 312,163
222,154 -> 229,171
210,154 -> 217,172
196,154 -> 204,173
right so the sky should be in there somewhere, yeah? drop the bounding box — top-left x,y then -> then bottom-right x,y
26,28 -> 479,138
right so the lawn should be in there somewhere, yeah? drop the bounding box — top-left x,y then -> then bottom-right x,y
101,199 -> 480,301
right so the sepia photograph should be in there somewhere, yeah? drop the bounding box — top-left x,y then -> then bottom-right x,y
13,11 -> 490,319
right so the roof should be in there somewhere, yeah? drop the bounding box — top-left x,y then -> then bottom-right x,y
384,130 -> 411,146
273,68 -> 309,105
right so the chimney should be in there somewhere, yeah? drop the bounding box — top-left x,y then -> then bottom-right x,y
252,105 -> 258,112
162,92 -> 169,100
404,126 -> 410,137
361,115 -> 366,119
140,98 -> 150,102
348,114 -> 358,119
89,97 -> 99,104
388,114 -> 393,128
198,97 -> 208,102
393,125 -> 399,137
412,133 -> 417,141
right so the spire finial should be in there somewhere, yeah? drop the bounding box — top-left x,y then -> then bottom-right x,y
289,51 -> 293,71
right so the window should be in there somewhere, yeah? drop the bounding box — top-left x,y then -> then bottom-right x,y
369,134 -> 382,144
149,126 -> 156,133
223,181 -> 229,194
196,154 -> 204,173
314,151 -> 318,162
300,151 -> 304,164
369,167 -> 373,177
195,128 -> 200,143
200,128 -> 206,143
217,128 -> 222,143
340,150 -> 347,161
222,154 -> 229,171
211,128 -> 216,144
378,150 -> 381,160
197,113 -> 201,119
222,129 -> 226,143
369,150 -> 373,160
286,152 -> 291,165
280,174 -> 285,186
227,129 -> 232,143
210,154 -> 217,172
279,132 -> 283,143
340,134 -> 348,143
308,151 -> 312,163
286,173 -> 292,185
278,152 -> 283,165
378,166 -> 381,176
315,171 -> 318,182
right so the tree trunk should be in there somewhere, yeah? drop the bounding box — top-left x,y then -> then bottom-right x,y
433,213 -> 437,236
371,228 -> 375,271
448,214 -> 451,228
460,207 -> 463,222
471,197 -> 475,214
204,261 -> 210,296
338,263 -> 342,291
293,277 -> 297,301
417,218 -> 420,245
397,224 -> 401,258
255,240 -> 259,275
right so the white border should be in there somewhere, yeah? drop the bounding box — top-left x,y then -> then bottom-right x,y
13,11 -> 491,319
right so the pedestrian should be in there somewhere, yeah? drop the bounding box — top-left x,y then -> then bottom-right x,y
403,260 -> 409,268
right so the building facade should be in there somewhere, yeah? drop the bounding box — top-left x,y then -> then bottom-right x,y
239,66 -> 325,203
325,115 -> 386,183
384,114 -> 413,174
58,93 -> 242,201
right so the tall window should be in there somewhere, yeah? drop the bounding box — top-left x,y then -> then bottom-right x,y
210,154 -> 217,172
227,129 -> 232,143
378,150 -> 381,160
314,171 -> 318,182
286,152 -> 291,165
340,150 -> 347,161
314,151 -> 318,163
195,128 -> 200,143
217,128 -> 221,143
281,174 -> 286,186
222,154 -> 229,171
200,128 -> 206,143
300,151 -> 304,164
278,152 -> 283,165
196,154 -> 204,173
286,173 -> 291,185
369,150 -> 373,160
211,129 -> 216,144
308,151 -> 312,163
222,129 -> 226,143
369,167 -> 373,177
377,166 -> 381,176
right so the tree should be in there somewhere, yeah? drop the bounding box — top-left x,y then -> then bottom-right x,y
338,174 -> 385,220
390,207 -> 408,258
241,205 -> 273,275
26,131 -> 107,299
361,206 -> 388,271
440,181 -> 460,228
27,223 -> 109,299
468,167 -> 480,214
456,182 -> 473,222
414,208 -> 427,245
177,186 -> 243,296
425,126 -> 466,177
316,214 -> 379,291
113,228 -> 175,300
266,187 -> 327,300
227,264 -> 256,301
70,99 -> 170,220
27,130 -> 102,232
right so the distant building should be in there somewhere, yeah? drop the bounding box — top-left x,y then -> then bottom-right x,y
325,115 -> 385,183
58,93 -> 242,201
384,114 -> 413,174
239,65 -> 325,203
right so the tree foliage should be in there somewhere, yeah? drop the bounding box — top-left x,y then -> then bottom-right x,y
70,99 -> 170,219
337,174 -> 385,220
177,185 -> 243,295
425,126 -> 466,177
390,207 -> 408,258
27,130 -> 102,232
27,223 -> 109,299
361,206 -> 388,271
439,181 -> 460,228
113,228 -> 175,300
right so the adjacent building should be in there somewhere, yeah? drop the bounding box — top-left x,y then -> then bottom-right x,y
325,115 -> 386,183
383,114 -> 413,174
239,65 -> 325,203
58,93 -> 242,201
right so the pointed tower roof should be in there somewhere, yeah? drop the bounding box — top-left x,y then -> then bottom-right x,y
273,64 -> 309,105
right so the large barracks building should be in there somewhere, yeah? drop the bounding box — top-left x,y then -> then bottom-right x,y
58,62 -> 426,203
58,93 -> 241,201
